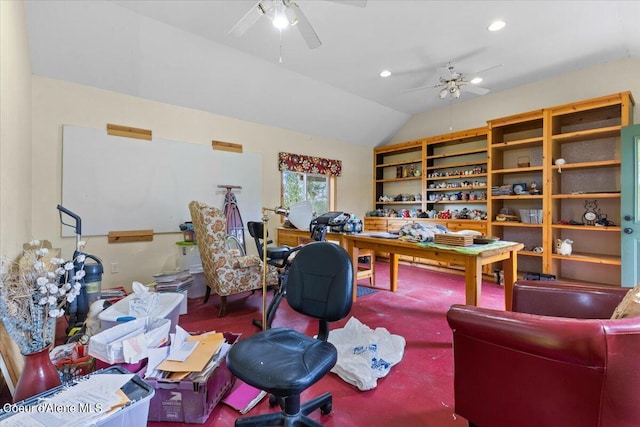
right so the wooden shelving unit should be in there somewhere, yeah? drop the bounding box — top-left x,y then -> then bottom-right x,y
488,109 -> 545,277
545,92 -> 634,285
369,92 -> 634,286
373,139 -> 425,213
424,127 -> 489,221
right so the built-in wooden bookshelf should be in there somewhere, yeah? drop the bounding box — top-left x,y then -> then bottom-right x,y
368,92 -> 634,285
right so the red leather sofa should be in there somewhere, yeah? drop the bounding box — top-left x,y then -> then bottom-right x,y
446,280 -> 640,427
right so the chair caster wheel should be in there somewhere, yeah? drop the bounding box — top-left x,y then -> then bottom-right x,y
269,395 -> 280,407
320,402 -> 332,415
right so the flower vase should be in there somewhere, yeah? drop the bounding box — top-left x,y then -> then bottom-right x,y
13,345 -> 61,403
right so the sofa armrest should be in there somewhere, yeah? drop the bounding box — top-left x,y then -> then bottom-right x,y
513,280 -> 628,318
447,304 -> 607,366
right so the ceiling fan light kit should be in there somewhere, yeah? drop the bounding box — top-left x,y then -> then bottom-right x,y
404,62 -> 499,101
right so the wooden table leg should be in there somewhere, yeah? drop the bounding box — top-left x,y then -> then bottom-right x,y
347,239 -> 359,302
389,252 -> 399,292
464,257 -> 482,306
503,249 -> 518,311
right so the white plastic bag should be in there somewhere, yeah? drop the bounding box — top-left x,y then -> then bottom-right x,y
129,281 -> 159,316
328,317 -> 406,391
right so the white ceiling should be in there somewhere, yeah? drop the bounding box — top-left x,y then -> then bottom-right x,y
24,1 -> 640,147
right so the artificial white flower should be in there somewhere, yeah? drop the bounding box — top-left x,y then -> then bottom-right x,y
49,308 -> 64,318
77,240 -> 86,250
35,248 -> 49,256
1,239 -> 89,353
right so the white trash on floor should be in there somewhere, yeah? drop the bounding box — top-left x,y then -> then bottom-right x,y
328,316 -> 406,391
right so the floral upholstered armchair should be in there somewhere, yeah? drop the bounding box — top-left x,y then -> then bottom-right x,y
189,201 -> 278,317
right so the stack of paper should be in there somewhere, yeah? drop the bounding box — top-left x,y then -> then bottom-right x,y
153,270 -> 191,282
3,374 -> 134,427
145,326 -> 229,381
153,270 -> 193,292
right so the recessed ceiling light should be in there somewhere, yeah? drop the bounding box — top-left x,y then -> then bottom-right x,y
379,70 -> 392,78
470,77 -> 483,84
488,20 -> 506,32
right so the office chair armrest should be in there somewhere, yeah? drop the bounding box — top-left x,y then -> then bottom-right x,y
233,254 -> 262,268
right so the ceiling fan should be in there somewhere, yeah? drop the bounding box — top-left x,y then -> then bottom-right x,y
229,0 -> 367,50
405,63 -> 500,100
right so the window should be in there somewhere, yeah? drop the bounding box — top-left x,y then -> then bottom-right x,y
282,171 -> 332,216
278,152 -> 341,216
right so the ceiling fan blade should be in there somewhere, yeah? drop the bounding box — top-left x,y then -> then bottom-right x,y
471,64 -> 503,76
464,85 -> 490,95
286,3 -> 321,49
401,83 -> 442,93
228,1 -> 270,37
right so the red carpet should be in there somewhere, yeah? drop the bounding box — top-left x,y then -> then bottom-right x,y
149,262 -> 505,427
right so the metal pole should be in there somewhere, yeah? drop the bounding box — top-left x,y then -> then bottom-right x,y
261,208 -> 269,331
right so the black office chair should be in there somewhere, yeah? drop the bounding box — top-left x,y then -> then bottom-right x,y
247,221 -> 291,269
247,221 -> 297,329
226,242 -> 354,427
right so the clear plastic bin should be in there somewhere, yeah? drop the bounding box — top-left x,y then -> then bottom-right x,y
98,292 -> 183,333
519,209 -> 543,224
0,366 -> 154,426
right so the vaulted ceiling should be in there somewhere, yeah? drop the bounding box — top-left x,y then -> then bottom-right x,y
24,1 -> 640,147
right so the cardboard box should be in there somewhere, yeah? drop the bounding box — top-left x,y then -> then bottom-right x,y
146,332 -> 240,424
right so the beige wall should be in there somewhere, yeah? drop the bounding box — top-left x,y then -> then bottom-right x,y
0,0 -> 31,390
391,57 -> 640,144
31,76 -> 372,290
1,0 -> 32,256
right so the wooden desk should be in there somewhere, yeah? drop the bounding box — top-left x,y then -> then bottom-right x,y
344,235 -> 524,310
277,227 -> 375,286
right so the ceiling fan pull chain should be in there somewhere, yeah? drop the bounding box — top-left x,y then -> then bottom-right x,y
449,100 -> 453,132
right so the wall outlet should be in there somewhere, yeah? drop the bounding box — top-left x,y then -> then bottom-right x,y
111,262 -> 119,274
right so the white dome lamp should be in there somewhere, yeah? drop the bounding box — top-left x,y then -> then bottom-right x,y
270,200 -> 313,230
555,158 -> 566,173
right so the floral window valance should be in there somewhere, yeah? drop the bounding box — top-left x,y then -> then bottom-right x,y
278,152 -> 342,177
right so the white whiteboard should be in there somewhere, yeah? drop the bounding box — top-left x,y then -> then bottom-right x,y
61,125 -> 262,237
